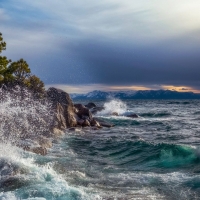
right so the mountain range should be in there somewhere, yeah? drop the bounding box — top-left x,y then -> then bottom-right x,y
70,90 -> 200,100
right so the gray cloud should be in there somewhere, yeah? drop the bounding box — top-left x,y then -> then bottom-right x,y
63,34 -> 200,88
1,0 -> 200,90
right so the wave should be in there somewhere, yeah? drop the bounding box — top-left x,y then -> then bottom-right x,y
106,171 -> 199,199
114,141 -> 199,169
0,143 -> 101,200
167,101 -> 191,105
96,99 -> 127,116
70,137 -> 200,171
139,111 -> 171,118
0,87 -> 102,200
65,136 -> 200,199
96,99 -> 173,121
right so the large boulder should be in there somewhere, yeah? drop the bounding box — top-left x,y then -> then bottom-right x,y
47,87 -> 77,129
74,104 -> 93,120
46,88 -> 114,133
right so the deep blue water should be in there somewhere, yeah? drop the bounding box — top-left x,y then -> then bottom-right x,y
1,99 -> 200,199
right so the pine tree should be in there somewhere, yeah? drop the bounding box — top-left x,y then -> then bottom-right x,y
0,33 -> 45,98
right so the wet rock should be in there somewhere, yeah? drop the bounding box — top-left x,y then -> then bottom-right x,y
47,87 -> 77,129
23,146 -> 47,156
126,114 -> 139,118
82,119 -> 91,127
94,118 -> 115,128
111,112 -> 119,116
31,147 -> 47,155
85,102 -> 96,109
77,119 -> 84,126
90,106 -> 105,115
51,127 -> 64,137
68,127 -> 81,132
37,136 -> 52,148
53,103 -> 67,129
74,104 -> 93,120
90,119 -> 101,127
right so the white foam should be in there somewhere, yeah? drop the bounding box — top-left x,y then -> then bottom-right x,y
0,142 -> 102,200
0,87 -> 53,144
97,99 -> 127,116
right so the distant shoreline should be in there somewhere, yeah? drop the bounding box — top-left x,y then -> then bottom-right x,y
71,90 -> 200,100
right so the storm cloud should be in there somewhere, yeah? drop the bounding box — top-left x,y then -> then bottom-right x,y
1,0 -> 200,91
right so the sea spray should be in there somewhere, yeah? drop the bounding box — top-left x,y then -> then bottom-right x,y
0,142 -> 101,200
0,86 -> 103,199
0,86 -> 53,145
97,99 -> 127,116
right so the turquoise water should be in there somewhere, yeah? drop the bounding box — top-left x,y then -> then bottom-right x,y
1,99 -> 200,199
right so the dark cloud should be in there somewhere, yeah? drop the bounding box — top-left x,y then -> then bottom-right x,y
1,0 -> 200,90
63,34 -> 200,88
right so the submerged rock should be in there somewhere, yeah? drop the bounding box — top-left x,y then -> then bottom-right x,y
126,114 -> 139,118
94,117 -> 115,128
85,102 -> 96,109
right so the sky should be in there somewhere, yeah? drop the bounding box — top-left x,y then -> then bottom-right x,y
0,0 -> 200,93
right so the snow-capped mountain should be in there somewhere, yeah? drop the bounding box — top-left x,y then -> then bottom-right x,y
70,90 -> 200,100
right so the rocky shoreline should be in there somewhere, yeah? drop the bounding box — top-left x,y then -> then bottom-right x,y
0,86 -> 139,156
21,87 -> 116,155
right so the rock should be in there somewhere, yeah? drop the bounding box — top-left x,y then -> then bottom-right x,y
126,114 -> 139,118
77,119 -> 84,126
82,119 -> 90,127
99,122 -> 114,128
90,106 -> 105,115
24,146 -> 47,156
51,127 -> 64,137
47,87 -> 77,129
111,112 -> 119,116
74,104 -> 93,120
54,103 -> 67,129
94,118 -> 115,128
90,119 -> 101,127
85,102 -> 96,109
31,147 -> 47,155
37,136 -> 52,148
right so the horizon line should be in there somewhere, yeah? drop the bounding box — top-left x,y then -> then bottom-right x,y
45,84 -> 200,94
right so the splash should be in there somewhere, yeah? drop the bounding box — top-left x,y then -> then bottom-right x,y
0,142 -> 101,200
97,99 -> 127,116
0,86 -> 53,145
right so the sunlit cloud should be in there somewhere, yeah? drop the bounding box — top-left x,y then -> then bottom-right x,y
46,84 -> 200,94
161,85 -> 200,93
46,84 -> 155,94
109,85 -> 152,91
